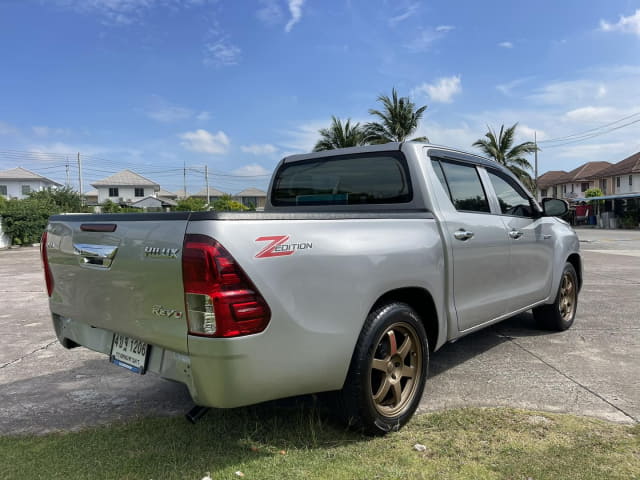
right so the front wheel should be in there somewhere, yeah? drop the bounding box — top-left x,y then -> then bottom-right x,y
339,302 -> 429,435
533,262 -> 578,331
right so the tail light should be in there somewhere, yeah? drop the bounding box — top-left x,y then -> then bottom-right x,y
41,231 -> 54,297
182,234 -> 271,338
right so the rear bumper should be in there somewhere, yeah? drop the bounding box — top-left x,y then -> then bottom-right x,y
51,314 -> 340,408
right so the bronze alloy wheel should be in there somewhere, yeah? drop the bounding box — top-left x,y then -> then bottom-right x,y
559,271 -> 576,321
370,322 -> 422,417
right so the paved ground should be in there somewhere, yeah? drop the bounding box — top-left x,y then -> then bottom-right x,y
0,227 -> 638,434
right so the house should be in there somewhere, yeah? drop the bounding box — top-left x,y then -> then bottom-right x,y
593,151 -> 640,195
235,187 -> 267,209
537,170 -> 567,200
129,195 -> 177,211
91,169 -> 159,204
190,187 -> 226,203
157,189 -> 178,201
83,189 -> 99,205
554,161 -> 612,200
0,167 -> 62,199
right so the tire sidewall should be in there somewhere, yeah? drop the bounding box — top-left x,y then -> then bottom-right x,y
554,263 -> 578,330
355,303 -> 429,434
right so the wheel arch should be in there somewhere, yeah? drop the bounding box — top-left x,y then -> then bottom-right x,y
567,253 -> 582,291
370,287 -> 440,353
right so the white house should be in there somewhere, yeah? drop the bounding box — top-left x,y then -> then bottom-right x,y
235,187 -> 267,209
91,169 -> 160,204
0,167 -> 62,200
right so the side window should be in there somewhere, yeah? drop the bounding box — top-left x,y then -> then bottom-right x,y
439,161 -> 490,213
487,170 -> 533,217
430,159 -> 451,198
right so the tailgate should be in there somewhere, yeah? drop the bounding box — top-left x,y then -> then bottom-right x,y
46,213 -> 190,353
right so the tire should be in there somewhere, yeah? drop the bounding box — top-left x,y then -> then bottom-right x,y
339,302 -> 429,435
533,262 -> 578,331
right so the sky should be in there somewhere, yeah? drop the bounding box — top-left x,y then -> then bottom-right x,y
0,0 -> 639,195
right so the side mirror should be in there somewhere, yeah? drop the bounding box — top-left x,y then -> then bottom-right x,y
542,198 -> 569,217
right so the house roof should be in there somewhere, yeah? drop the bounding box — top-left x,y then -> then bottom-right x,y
0,167 -> 62,185
157,188 -> 177,198
537,170 -> 567,189
129,196 -> 178,207
558,161 -> 612,182
235,187 -> 267,197
596,151 -> 640,177
83,189 -> 98,197
91,169 -> 159,188
191,187 -> 227,197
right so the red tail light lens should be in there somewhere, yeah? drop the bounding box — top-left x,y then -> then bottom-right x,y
182,234 -> 271,338
41,231 -> 54,297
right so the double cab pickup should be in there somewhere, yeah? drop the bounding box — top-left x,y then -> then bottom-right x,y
43,142 -> 581,434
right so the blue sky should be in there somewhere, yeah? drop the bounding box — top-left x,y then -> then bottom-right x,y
1,0 -> 639,194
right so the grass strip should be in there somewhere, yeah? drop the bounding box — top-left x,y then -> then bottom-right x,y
1,406 -> 638,480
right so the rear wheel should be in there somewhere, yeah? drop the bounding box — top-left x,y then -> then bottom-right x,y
339,302 -> 429,435
533,262 -> 578,331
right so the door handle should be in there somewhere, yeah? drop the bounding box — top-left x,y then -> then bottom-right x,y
454,229 -> 475,241
73,243 -> 118,268
508,229 -> 523,239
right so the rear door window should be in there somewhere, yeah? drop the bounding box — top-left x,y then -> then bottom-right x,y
438,160 -> 491,213
271,152 -> 412,206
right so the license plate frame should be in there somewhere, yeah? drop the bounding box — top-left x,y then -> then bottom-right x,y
110,333 -> 149,374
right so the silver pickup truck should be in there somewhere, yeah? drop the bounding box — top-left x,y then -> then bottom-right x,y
42,142 -> 581,434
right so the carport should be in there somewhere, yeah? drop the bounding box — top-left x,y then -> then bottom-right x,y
574,192 -> 640,229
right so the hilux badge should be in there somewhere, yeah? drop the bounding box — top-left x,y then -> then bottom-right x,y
144,246 -> 179,258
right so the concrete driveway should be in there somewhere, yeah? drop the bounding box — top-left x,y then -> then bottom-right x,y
1,228 -> 638,434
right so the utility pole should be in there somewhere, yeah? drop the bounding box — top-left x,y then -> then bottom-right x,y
534,131 -> 539,198
205,165 -> 210,206
77,152 -> 84,206
183,161 -> 186,199
65,156 -> 70,187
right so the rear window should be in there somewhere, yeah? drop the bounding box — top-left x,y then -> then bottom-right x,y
271,152 -> 412,206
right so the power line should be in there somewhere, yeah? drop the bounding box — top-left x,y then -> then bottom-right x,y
537,110 -> 640,145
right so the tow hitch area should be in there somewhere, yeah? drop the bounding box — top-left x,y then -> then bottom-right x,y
186,405 -> 210,424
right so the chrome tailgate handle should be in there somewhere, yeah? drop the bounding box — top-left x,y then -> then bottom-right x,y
73,243 -> 118,268
454,229 -> 474,241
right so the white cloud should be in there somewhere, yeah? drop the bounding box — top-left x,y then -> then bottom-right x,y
145,96 -> 193,123
389,3 -> 419,26
231,164 -> 272,177
281,121 -> 327,152
285,0 -> 305,32
528,80 -> 610,106
257,0 -> 284,26
498,41 -> 513,48
564,106 -> 619,123
196,111 -> 211,121
180,129 -> 230,154
32,126 -> 73,137
413,75 -> 462,103
241,144 -> 278,155
0,122 -> 20,136
599,9 -> 640,36
405,26 -> 453,52
496,77 -> 533,96
203,39 -> 241,67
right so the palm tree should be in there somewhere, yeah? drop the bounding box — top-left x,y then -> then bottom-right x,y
313,116 -> 366,151
365,88 -> 428,144
472,123 -> 538,190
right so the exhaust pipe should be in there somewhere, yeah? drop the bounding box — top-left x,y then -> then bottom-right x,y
185,405 -> 210,424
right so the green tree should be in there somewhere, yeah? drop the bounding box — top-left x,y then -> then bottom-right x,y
365,88 -> 428,144
28,187 -> 84,213
213,194 -> 249,212
472,123 -> 537,191
313,116 -> 366,151
175,197 -> 208,212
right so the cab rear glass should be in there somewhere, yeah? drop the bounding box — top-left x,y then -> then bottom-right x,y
271,152 -> 413,206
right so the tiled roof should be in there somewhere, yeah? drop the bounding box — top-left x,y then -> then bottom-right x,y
596,151 -> 640,177
157,188 -> 177,198
83,189 -> 99,197
91,169 -> 159,187
537,170 -> 567,189
559,161 -> 612,182
0,167 -> 62,185
130,196 -> 178,207
191,187 -> 227,197
235,187 -> 267,197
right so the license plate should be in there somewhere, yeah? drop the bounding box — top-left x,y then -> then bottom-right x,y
110,333 -> 149,374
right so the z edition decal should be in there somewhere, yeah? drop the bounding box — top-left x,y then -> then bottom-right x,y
255,235 -> 313,258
